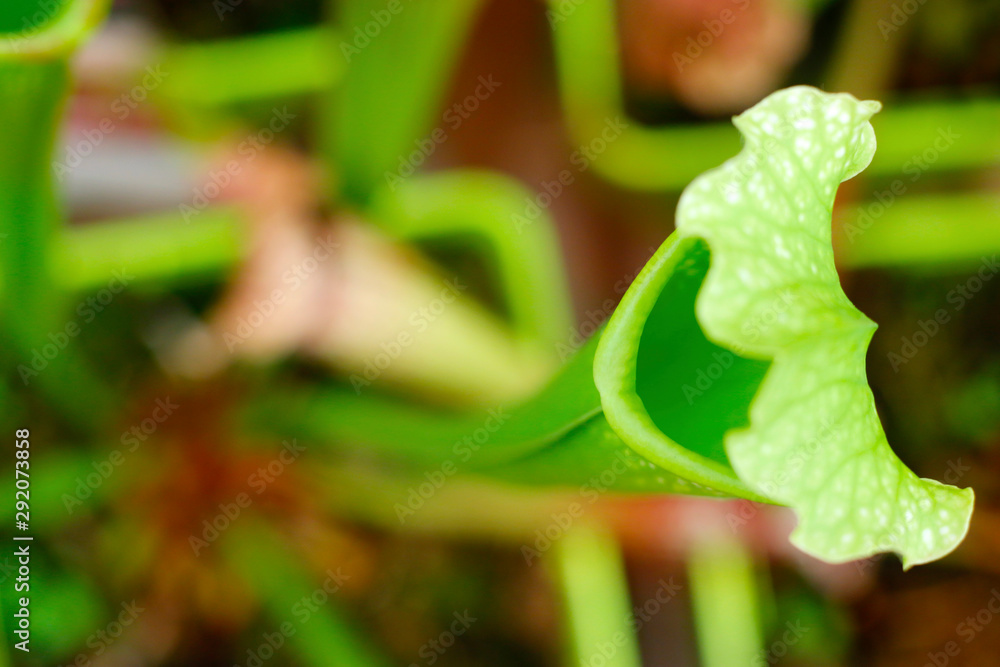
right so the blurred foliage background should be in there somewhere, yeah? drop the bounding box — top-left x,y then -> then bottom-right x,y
1,0 -> 1000,666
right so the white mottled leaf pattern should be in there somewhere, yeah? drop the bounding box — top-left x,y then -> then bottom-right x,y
677,86 -> 973,567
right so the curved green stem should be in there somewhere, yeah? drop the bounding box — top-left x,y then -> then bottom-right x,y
548,0 -> 1000,191
370,170 -> 574,352
247,87 -> 973,569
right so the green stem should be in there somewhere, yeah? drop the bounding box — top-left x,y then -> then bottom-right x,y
54,206 -> 247,293
225,521 -> 390,667
0,0 -> 113,428
243,329 -> 751,499
370,170 -> 573,352
839,193 -> 1000,269
549,0 -> 737,191
824,0 -> 908,97
159,27 -> 342,111
0,59 -> 67,347
688,532 -> 763,667
553,524 -> 641,667
548,0 -> 1000,191
327,0 -> 483,205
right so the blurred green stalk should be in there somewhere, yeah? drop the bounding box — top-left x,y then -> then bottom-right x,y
840,193 -> 1000,270
0,0 -> 114,428
548,0 -> 1000,191
225,521 -> 390,667
370,171 -> 574,352
553,524 -> 642,667
688,532 -> 763,667
160,27 -> 343,111
327,0 -> 483,206
55,207 -> 246,292
152,7 -> 1000,194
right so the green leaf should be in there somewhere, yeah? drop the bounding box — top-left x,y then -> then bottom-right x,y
598,86 -> 972,567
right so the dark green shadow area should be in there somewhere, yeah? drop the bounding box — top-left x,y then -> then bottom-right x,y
0,0 -> 69,34
634,239 -> 770,468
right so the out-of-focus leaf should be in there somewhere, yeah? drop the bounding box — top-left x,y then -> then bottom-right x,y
330,0 -> 483,204
0,0 -> 114,428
